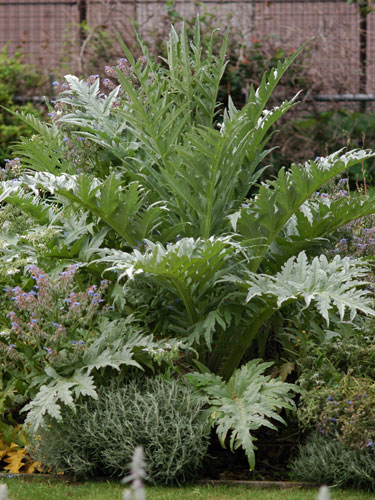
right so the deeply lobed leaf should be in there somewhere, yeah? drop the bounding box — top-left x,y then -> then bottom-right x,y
188,359 -> 297,469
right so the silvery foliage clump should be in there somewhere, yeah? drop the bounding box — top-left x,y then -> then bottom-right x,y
291,432 -> 375,490
122,446 -> 147,500
2,19 -> 375,470
29,376 -> 209,483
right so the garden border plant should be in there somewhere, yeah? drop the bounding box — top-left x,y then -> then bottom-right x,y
1,20 -> 375,474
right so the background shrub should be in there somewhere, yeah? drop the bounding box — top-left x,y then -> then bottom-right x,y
29,376 -> 210,484
297,375 -> 375,449
0,47 -> 42,163
291,432 -> 375,491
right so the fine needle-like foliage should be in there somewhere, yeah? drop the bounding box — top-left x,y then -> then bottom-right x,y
1,20 -> 375,468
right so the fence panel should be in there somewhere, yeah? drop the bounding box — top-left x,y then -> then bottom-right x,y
0,0 -> 79,68
0,0 -> 374,95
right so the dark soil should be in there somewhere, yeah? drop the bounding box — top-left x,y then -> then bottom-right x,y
201,426 -> 301,482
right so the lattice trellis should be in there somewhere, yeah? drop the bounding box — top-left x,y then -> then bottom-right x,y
0,0 -> 373,94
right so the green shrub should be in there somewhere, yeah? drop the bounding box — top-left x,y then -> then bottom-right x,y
0,47 -> 42,163
29,376 -> 210,484
280,110 -> 375,186
291,432 -> 375,491
292,320 -> 375,391
298,375 -> 375,449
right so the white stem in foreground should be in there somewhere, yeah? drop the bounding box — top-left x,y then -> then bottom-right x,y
317,486 -> 330,500
122,446 -> 147,500
0,484 -> 9,500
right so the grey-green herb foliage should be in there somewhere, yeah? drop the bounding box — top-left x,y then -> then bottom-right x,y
291,433 -> 375,491
29,376 -> 210,484
2,21 -> 375,469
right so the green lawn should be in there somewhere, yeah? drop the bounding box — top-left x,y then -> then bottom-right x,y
1,478 -> 374,500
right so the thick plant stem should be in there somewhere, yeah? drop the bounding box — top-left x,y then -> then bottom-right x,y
171,277 -> 199,326
219,308 -> 275,381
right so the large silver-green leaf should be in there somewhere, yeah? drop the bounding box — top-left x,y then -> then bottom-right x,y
20,172 -> 166,246
100,237 -> 241,327
22,368 -> 97,434
231,149 -> 375,271
244,252 -> 374,323
268,195 -> 375,269
188,359 -> 297,470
